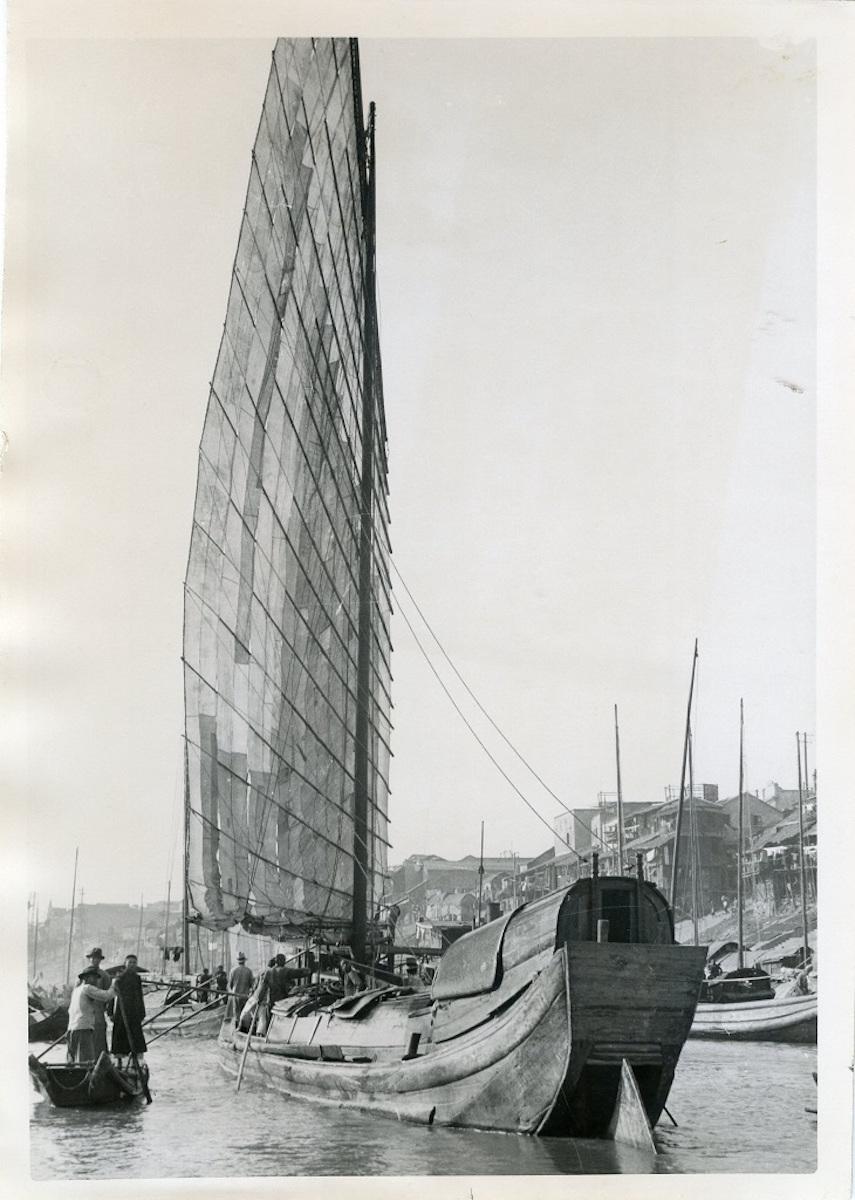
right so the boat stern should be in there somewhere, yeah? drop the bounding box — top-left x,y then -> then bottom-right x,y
539,940 -> 707,1136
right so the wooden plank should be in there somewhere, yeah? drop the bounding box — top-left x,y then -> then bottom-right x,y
566,943 -> 707,1048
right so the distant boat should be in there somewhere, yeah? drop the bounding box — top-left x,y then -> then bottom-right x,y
184,35 -> 707,1143
28,1051 -> 150,1108
27,1000 -> 69,1044
688,712 -> 816,1044
690,990 -> 816,1042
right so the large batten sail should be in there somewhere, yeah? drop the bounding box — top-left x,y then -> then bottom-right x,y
183,38 -> 392,938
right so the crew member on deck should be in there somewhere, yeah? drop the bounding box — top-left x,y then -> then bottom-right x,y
110,954 -> 147,1067
67,967 -> 116,1064
214,964 -> 228,1002
228,952 -> 254,1024
196,966 -> 212,1004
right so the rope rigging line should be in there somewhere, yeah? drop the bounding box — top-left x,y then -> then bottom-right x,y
391,595 -> 588,863
390,560 -> 612,858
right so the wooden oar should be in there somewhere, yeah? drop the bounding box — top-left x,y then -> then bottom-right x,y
32,1029 -> 68,1062
234,1000 -> 261,1093
114,984 -> 152,1105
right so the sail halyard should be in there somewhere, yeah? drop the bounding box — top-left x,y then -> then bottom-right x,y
183,38 -> 391,943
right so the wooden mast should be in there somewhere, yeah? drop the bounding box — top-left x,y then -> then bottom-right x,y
476,821 -> 485,927
614,705 -> 625,874
351,37 -> 377,966
32,893 -> 39,982
136,893 -> 145,959
737,699 -> 744,970
796,732 -> 810,969
183,735 -> 192,977
687,728 -> 699,947
162,880 -> 172,972
670,639 -> 698,911
64,846 -> 79,987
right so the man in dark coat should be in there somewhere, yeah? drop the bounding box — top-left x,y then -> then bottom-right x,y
110,954 -> 147,1064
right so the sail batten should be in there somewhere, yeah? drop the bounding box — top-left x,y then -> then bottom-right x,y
184,37 -> 390,937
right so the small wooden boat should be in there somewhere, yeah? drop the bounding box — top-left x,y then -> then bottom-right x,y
689,990 -> 816,1042
28,1004 -> 69,1043
28,1051 -> 150,1107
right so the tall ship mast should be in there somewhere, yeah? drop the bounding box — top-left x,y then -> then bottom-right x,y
183,38 -> 391,956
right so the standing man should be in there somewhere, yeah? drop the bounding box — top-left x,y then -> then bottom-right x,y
83,947 -> 111,1058
196,965 -> 212,1004
214,964 -> 228,1003
110,954 -> 147,1067
227,952 -> 254,1024
67,967 -> 116,1063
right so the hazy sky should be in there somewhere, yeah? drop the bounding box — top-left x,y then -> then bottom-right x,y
9,34 -> 817,905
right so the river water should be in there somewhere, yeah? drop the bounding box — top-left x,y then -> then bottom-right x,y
30,1035 -> 816,1179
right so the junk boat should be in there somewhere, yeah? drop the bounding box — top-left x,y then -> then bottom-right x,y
182,36 -> 707,1145
219,871 -> 706,1137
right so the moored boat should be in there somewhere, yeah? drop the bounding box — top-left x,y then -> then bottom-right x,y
28,1051 -> 150,1108
690,990 -> 816,1042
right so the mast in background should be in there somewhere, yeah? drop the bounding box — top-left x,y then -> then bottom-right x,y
64,846 -> 79,987
614,705 -> 625,874
476,821 -> 485,927
31,893 -> 39,981
670,639 -> 699,912
796,732 -> 810,968
737,700 -> 744,970
136,894 -> 145,959
162,880 -> 172,973
687,728 -> 699,947
183,737 -> 191,977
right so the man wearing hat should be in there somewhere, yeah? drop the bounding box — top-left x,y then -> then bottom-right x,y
227,952 -> 254,1024
84,948 -> 112,1057
67,966 -> 116,1063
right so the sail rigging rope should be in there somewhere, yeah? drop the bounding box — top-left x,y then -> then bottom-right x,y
390,560 -> 612,858
391,592 -> 588,863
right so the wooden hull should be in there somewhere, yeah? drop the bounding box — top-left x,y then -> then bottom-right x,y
218,941 -> 706,1137
689,991 -> 817,1042
28,1052 -> 149,1107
